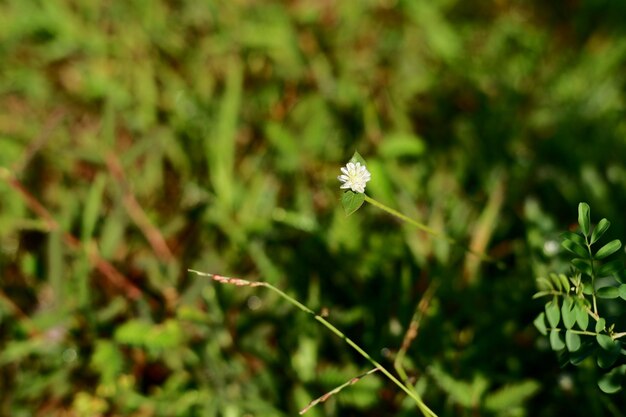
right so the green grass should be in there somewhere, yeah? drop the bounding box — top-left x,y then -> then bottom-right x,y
2,0 -> 626,416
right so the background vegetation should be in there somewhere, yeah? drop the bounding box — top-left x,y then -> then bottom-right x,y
2,0 -> 626,416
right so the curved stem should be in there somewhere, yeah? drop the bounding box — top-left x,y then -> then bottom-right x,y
188,270 -> 438,417
263,282 -> 437,417
363,194 -> 495,264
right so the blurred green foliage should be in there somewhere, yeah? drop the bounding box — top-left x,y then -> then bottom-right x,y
1,0 -> 626,416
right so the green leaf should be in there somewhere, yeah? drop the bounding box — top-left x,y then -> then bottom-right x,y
619,284 -> 626,301
571,258 -> 592,276
341,191 -> 365,216
561,239 -> 589,258
565,330 -> 581,352
596,317 -> 606,333
578,202 -> 591,236
545,298 -> 560,328
561,297 -> 576,329
533,313 -> 547,336
597,286 -> 619,299
561,231 -> 587,249
597,345 -> 620,369
549,273 -> 563,292
536,277 -> 553,291
114,320 -> 152,346
483,380 -> 540,412
91,340 -> 123,385
591,218 -> 611,244
550,330 -> 565,350
595,239 -> 622,260
575,303 -> 589,330
617,269 -> 626,285
558,274 -> 571,292
598,365 -> 626,394
349,151 -> 366,165
597,260 -> 623,277
596,334 -> 617,351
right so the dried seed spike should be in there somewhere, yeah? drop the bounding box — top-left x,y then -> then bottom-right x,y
188,269 -> 263,287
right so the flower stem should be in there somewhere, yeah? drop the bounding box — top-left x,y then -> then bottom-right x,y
261,281 -> 437,417
363,194 -> 495,264
188,269 -> 438,417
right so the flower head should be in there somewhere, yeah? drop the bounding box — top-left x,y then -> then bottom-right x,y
338,161 -> 371,193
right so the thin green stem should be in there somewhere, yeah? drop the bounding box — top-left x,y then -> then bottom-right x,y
363,195 -> 495,264
548,327 -> 598,337
585,236 -> 599,316
262,282 -> 437,417
188,270 -> 438,417
612,332 -> 626,340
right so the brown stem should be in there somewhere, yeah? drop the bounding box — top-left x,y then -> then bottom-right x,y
105,153 -> 174,262
0,168 -> 142,299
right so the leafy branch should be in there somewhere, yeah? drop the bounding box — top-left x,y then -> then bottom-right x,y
534,203 -> 626,393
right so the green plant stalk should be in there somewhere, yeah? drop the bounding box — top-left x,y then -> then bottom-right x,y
188,269 -> 438,417
584,236 -> 599,316
547,328 -> 598,337
262,282 -> 438,417
363,195 -> 494,263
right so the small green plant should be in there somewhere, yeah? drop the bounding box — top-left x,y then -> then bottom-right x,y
534,202 -> 626,394
191,151 -> 504,416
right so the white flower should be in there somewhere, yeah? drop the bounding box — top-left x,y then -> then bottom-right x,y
338,161 -> 371,193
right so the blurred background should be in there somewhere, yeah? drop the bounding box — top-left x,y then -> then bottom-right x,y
2,0 -> 626,416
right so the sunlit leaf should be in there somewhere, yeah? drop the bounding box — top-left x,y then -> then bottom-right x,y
349,151 -> 367,165
561,239 -> 588,258
595,239 -> 622,260
596,334 -> 617,352
596,318 -> 606,333
565,330 -> 581,352
591,218 -> 610,244
574,302 -> 589,331
545,298 -> 560,328
341,191 -> 365,216
561,231 -> 587,248
578,202 -> 591,236
550,330 -> 565,350
533,313 -> 547,336
549,273 -> 563,292
561,297 -> 576,329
